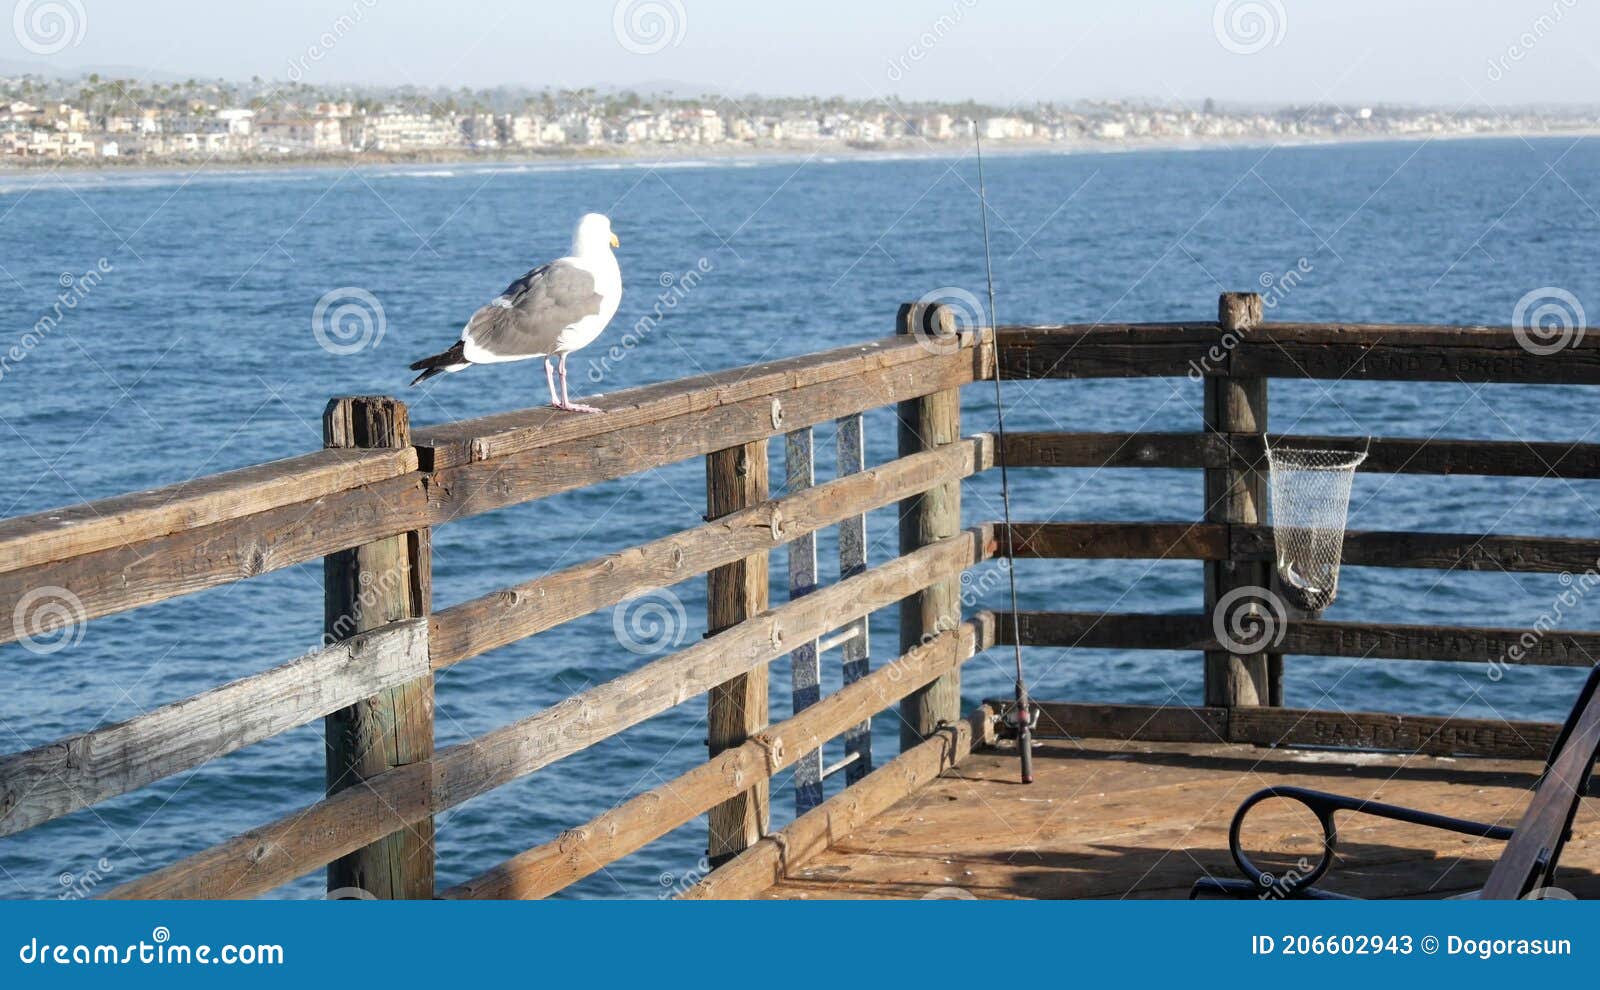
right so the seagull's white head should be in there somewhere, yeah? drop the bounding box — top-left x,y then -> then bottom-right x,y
572,213 -> 619,255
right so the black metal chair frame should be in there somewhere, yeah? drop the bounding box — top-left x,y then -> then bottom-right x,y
1192,664 -> 1600,900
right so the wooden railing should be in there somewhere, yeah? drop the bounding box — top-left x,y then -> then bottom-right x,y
984,291 -> 1600,761
0,303 -> 992,899
2,290 -> 1597,899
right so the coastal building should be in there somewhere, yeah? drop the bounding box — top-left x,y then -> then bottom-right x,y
257,115 -> 345,151
349,110 -> 459,150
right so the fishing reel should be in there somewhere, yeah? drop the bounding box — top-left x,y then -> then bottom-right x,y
999,703 -> 1039,734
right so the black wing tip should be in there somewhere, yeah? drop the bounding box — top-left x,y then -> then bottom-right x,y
407,341 -> 468,386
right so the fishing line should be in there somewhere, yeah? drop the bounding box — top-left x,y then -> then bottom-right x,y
973,126 -> 1034,785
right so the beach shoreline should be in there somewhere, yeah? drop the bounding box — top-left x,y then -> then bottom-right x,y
2,126 -> 1596,182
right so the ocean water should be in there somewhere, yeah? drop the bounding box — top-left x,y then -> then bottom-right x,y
1,137 -> 1598,900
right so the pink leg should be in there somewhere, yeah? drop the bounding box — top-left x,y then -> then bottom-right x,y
544,357 -> 561,407
554,353 -> 600,413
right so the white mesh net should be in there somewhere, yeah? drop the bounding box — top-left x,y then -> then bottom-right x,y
1263,441 -> 1368,613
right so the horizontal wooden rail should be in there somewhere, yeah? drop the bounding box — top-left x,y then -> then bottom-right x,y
1001,521 -> 1600,574
414,333 -> 990,469
0,335 -> 986,647
442,615 -> 993,899
420,335 -> 984,521
993,700 -> 1560,761
0,619 -> 427,838
431,435 -> 995,669
0,447 -> 418,577
1002,431 -> 1600,478
679,705 -> 995,900
998,611 -> 1600,667
997,323 -> 1600,384
105,526 -> 995,899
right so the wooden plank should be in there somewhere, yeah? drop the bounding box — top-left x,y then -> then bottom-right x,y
413,332 -> 989,469
1244,434 -> 1600,479
1229,706 -> 1562,760
321,396 -> 434,899
1206,293 -> 1272,706
680,706 -> 994,900
427,437 -> 992,670
1000,610 -> 1600,667
898,302 -> 963,750
993,700 -> 1229,744
998,520 -> 1600,574
108,527 -> 994,899
1002,431 -> 1215,469
0,447 -> 417,577
423,338 -> 983,524
705,439 -> 771,863
440,617 -> 989,899
996,323 -> 1600,384
102,761 -> 435,900
1003,430 -> 1600,478
0,619 -> 427,839
0,472 -> 431,648
996,324 -> 1219,380
1236,526 -> 1600,574
1007,699 -> 1564,760
1002,521 -> 1227,561
1238,325 -> 1600,384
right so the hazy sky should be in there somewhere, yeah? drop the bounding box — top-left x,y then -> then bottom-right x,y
4,0 -> 1598,106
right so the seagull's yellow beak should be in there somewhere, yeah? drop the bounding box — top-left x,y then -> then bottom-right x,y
609,232 -> 620,249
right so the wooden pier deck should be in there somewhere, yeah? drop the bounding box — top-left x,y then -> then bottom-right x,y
751,738 -> 1600,900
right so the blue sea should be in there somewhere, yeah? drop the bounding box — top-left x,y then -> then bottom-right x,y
1,137 -> 1598,900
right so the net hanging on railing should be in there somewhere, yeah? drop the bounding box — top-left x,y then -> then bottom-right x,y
1263,439 -> 1369,613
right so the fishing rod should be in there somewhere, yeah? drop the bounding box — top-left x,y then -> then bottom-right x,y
972,125 -> 1033,785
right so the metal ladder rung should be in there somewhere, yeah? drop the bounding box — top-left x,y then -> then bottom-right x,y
821,751 -> 862,780
816,624 -> 863,655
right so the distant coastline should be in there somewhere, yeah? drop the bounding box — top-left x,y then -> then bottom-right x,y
3,126 -> 1597,179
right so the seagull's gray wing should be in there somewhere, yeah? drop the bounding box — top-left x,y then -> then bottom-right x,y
463,261 -> 603,358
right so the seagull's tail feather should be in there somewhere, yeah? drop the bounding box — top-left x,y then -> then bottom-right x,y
409,341 -> 469,386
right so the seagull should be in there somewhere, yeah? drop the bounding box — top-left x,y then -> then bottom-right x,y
409,213 -> 622,413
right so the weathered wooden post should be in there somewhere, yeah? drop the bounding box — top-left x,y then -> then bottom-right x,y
898,302 -> 963,750
322,396 -> 434,898
1204,293 -> 1276,707
705,440 -> 770,865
